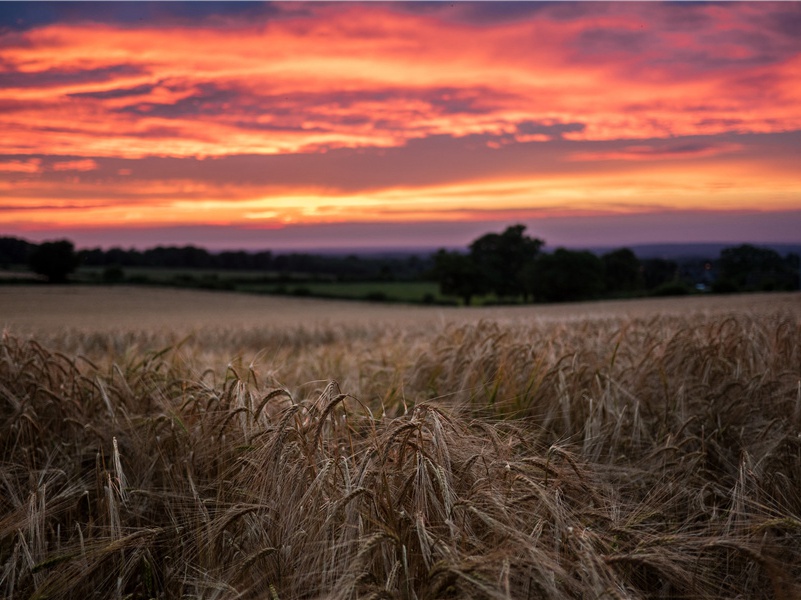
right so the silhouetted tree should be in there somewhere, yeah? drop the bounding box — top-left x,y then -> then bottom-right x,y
787,253 -> 801,291
433,250 -> 482,305
0,236 -> 35,267
143,245 -> 215,269
527,249 -> 604,302
642,258 -> 678,290
602,248 -> 643,294
469,225 -> 544,300
718,244 -> 794,291
29,240 -> 79,283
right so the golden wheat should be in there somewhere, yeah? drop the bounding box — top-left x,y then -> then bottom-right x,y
1,290 -> 800,598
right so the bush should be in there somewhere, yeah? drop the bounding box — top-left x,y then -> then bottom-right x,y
102,266 -> 125,283
28,240 -> 79,283
712,279 -> 739,294
650,281 -> 692,296
363,291 -> 388,302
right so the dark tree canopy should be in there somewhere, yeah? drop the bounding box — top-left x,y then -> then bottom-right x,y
527,249 -> 605,303
469,225 -> 544,299
642,258 -> 678,290
602,248 -> 643,293
718,244 -> 796,291
433,250 -> 482,306
0,236 -> 35,267
29,240 -> 79,283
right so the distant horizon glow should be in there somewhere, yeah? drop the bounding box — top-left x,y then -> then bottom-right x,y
1,1 -> 800,250
14,210 -> 801,253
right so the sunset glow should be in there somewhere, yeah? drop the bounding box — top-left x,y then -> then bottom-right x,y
1,1 -> 800,249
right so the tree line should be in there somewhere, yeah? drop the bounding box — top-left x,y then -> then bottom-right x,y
1,230 -> 798,301
0,237 -> 432,283
432,225 -> 799,304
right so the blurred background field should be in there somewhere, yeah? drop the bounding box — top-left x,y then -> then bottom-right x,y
3,284 -> 799,336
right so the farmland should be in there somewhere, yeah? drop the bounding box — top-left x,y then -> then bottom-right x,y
1,287 -> 800,599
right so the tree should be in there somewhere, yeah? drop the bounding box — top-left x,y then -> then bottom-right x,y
0,236 -> 35,268
601,248 -> 643,294
526,248 -> 604,302
469,225 -> 544,300
142,245 -> 215,269
717,244 -> 797,291
433,250 -> 482,305
28,240 -> 79,283
642,258 -> 678,290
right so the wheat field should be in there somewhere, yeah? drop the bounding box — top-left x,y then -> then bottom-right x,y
1,287 -> 800,599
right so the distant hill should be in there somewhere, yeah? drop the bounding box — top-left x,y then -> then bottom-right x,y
582,243 -> 801,260
309,242 -> 801,261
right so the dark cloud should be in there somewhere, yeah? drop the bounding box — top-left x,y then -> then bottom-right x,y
0,2 -> 283,32
423,87 -> 515,116
112,83 -> 517,130
393,2 -> 604,26
433,2 -> 555,24
0,202 -> 108,211
565,4 -> 799,78
0,64 -> 145,89
0,98 -> 35,113
69,82 -> 157,100
4,130 -> 798,197
117,82 -> 242,118
575,28 -> 650,56
607,142 -> 739,159
756,4 -> 801,40
637,142 -> 723,155
124,132 -> 569,192
0,132 -> 569,194
652,2 -> 715,32
517,120 -> 585,139
694,118 -> 744,129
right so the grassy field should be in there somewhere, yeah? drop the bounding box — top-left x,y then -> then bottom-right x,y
75,267 -> 448,303
1,287 -> 800,599
238,280 -> 449,303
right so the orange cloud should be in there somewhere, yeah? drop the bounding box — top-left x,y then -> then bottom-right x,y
0,159 -> 42,173
51,159 -> 98,171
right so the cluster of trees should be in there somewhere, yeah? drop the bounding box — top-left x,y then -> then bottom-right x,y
79,245 -> 431,280
433,225 -> 800,305
716,244 -> 799,292
0,237 -> 36,267
0,238 -> 80,283
0,237 -> 433,283
432,225 -> 648,305
2,231 -> 798,297
79,246 -> 274,271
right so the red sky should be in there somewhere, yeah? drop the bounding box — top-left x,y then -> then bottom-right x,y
1,1 -> 800,250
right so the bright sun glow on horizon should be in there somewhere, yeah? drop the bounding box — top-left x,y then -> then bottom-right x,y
1,1 -> 800,250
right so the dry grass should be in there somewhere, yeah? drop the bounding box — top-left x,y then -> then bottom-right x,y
1,288 -> 800,598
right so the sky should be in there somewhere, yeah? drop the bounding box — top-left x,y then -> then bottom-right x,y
1,1 -> 800,251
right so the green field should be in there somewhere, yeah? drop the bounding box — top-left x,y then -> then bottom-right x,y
76,265 -> 301,283
76,267 -> 452,303
1,288 -> 800,599
240,280 -> 450,303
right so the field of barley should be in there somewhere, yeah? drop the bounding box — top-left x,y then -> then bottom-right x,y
1,286 -> 800,599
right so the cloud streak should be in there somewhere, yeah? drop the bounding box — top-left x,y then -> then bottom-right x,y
569,142 -> 744,162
